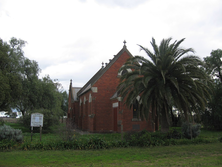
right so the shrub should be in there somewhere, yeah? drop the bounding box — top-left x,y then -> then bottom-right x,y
150,131 -> 167,140
0,125 -> 23,142
123,131 -> 138,142
123,130 -> 147,146
137,132 -> 151,146
87,137 -> 106,149
181,122 -> 201,139
166,129 -> 182,139
0,139 -> 17,150
124,130 -> 167,147
55,123 -> 80,141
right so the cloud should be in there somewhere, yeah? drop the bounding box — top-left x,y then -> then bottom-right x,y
94,0 -> 149,8
1,0 -> 222,92
39,59 -> 102,91
0,0 -> 6,16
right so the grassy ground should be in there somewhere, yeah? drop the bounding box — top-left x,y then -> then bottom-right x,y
5,122 -> 222,143
199,129 -> 222,139
0,143 -> 221,167
2,122 -> 222,166
4,122 -> 30,133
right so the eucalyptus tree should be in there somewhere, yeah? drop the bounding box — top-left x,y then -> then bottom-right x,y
118,38 -> 211,132
204,49 -> 222,82
1,37 -> 67,119
0,38 -> 25,111
15,58 -> 41,116
202,49 -> 222,130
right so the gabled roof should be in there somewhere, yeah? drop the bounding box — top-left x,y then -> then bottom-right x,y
77,44 -> 133,97
72,87 -> 81,101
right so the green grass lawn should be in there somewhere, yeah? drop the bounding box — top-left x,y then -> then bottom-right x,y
5,122 -> 222,143
0,143 -> 222,166
199,129 -> 222,139
2,122 -> 222,166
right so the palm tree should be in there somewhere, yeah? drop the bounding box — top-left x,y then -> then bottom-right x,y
118,38 -> 212,133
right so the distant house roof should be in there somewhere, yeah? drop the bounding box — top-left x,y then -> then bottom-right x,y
77,44 -> 133,97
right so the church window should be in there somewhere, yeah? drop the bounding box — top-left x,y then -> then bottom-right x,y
132,96 -> 142,121
133,100 -> 139,118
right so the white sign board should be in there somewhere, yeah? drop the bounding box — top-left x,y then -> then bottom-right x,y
31,113 -> 43,127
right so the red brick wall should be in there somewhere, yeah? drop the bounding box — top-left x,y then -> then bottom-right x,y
75,51 -> 131,132
72,50 -> 154,133
91,51 -> 131,132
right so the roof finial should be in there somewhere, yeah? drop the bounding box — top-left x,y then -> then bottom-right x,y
102,62 -> 104,68
123,40 -> 127,46
70,79 -> 72,84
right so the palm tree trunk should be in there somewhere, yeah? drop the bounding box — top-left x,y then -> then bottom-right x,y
161,111 -> 170,133
155,113 -> 159,131
161,100 -> 170,133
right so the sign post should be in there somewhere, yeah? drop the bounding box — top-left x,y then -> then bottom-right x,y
31,113 -> 44,141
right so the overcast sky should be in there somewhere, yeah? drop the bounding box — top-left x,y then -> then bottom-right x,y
0,0 -> 222,92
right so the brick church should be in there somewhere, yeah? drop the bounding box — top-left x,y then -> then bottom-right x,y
67,42 -> 157,133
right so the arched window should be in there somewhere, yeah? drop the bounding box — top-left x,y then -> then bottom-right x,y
133,100 -> 139,118
84,96 -> 86,104
132,96 -> 141,120
79,99 -> 82,106
89,93 -> 92,103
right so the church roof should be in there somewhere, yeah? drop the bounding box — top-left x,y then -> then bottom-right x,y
71,87 -> 81,101
77,42 -> 133,97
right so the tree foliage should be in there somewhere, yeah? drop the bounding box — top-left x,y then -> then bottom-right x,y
118,37 -> 212,132
202,49 -> 222,130
0,37 -> 67,119
0,38 -> 24,111
202,83 -> 222,130
204,49 -> 222,82
61,91 -> 68,116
